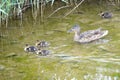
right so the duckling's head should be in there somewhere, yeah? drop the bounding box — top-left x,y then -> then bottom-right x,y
24,44 -> 29,52
25,44 -> 29,46
36,40 -> 40,42
68,24 -> 81,33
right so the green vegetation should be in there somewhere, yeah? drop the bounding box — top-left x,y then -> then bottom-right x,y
0,0 -> 68,25
0,0 -> 120,26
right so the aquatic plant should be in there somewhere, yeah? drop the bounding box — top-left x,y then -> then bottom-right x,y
0,0 -> 120,26
0,0 -> 25,26
0,0 -> 68,25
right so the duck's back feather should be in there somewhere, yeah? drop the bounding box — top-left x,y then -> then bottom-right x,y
78,30 -> 108,43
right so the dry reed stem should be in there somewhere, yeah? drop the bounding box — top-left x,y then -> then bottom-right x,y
47,5 -> 70,18
63,0 -> 85,18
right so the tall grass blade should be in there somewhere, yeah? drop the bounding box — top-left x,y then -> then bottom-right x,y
0,9 -> 8,15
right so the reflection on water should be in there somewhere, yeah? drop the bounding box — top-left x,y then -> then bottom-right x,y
96,67 -> 120,73
53,53 -> 120,65
84,73 -> 118,80
93,39 -> 110,44
54,54 -> 120,80
51,45 -> 68,50
36,53 -> 120,80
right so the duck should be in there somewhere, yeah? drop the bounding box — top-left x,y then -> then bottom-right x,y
36,49 -> 50,56
99,11 -> 112,19
35,40 -> 50,48
24,44 -> 38,53
67,24 -> 108,43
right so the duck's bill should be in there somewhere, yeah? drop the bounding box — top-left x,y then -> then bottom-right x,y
67,29 -> 73,33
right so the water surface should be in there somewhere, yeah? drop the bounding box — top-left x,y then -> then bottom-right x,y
0,4 -> 120,80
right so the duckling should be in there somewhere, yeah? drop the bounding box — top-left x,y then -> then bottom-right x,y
99,11 -> 112,19
36,49 -> 50,56
36,40 -> 50,48
68,24 -> 108,43
24,44 -> 37,53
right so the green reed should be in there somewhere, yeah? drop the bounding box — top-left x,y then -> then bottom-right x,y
0,0 -> 69,25
1,0 -> 120,26
0,0 -> 25,26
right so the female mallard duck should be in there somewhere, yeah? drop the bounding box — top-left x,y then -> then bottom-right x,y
24,44 -> 38,53
36,40 -> 50,48
36,49 -> 50,56
99,11 -> 112,18
68,24 -> 108,43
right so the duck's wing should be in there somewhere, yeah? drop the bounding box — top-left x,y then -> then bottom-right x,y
79,28 -> 102,38
79,30 -> 108,43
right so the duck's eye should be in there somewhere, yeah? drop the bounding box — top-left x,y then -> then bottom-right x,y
71,27 -> 74,29
72,26 -> 76,29
26,48 -> 29,50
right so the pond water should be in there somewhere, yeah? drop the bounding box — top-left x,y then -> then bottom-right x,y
0,3 -> 120,80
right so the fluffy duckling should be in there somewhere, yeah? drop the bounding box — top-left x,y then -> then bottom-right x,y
24,44 -> 37,53
36,40 -> 50,48
99,11 -> 112,19
36,49 -> 50,56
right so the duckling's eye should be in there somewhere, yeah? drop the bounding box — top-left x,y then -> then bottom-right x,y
26,48 -> 29,50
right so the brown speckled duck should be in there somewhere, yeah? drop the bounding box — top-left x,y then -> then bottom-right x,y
68,24 -> 108,43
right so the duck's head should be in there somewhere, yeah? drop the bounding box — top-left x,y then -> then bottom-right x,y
67,24 -> 81,33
